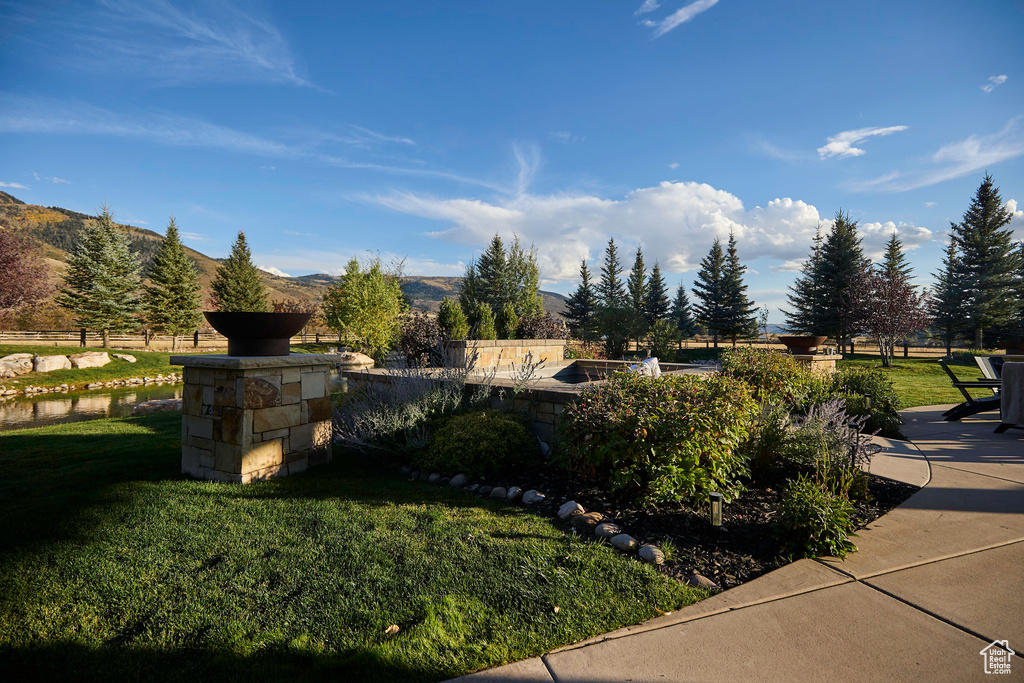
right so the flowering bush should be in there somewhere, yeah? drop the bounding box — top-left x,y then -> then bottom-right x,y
559,371 -> 758,505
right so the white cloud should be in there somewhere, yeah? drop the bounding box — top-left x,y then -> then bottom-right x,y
817,125 -> 908,159
0,181 -> 28,189
180,231 -> 207,242
50,176 -> 71,184
369,181 -> 841,283
771,259 -> 805,273
1006,199 -> 1024,239
635,0 -> 661,14
852,117 -> 1024,192
751,137 -> 804,161
859,221 -> 933,260
982,74 -> 1008,94
924,201 -> 937,207
642,0 -> 720,38
668,162 -> 680,169
259,265 -> 291,278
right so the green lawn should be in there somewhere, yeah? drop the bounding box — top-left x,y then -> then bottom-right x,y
0,413 -> 699,682
0,345 -> 183,389
836,354 -> 993,409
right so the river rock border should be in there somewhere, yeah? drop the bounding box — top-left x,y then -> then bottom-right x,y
0,373 -> 182,398
390,462 -> 719,592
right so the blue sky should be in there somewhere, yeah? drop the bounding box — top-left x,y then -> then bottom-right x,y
1,0 -> 1022,321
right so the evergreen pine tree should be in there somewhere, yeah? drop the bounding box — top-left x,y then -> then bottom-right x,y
561,259 -> 598,340
498,302 -> 519,339
459,262 -> 479,318
692,238 -> 728,347
644,261 -> 671,324
472,301 -> 497,340
950,174 -> 1021,348
476,235 -> 511,313
438,297 -> 469,340
144,216 -> 202,350
929,237 -> 964,355
783,225 -> 829,334
819,210 -> 870,352
597,238 -> 626,307
626,246 -> 648,316
671,284 -> 697,338
719,231 -> 758,344
56,203 -> 142,347
507,236 -> 543,320
210,230 -> 269,312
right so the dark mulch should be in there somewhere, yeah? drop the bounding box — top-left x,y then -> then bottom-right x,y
465,465 -> 920,591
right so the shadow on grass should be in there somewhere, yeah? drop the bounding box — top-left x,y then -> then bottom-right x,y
0,640 -> 445,683
0,411 -> 533,553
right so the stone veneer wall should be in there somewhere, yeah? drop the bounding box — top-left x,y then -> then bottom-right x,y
445,339 -> 566,370
172,355 -> 335,484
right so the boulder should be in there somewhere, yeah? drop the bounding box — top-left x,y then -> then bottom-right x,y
489,486 -> 507,499
33,355 -> 72,373
610,534 -> 638,552
522,490 -> 545,504
0,364 -> 16,379
0,353 -> 33,362
506,486 -> 522,502
594,522 -> 621,539
478,485 -> 493,496
69,352 -> 111,369
1,358 -> 33,376
639,545 -> 665,565
112,353 -> 137,363
428,473 -> 442,484
571,512 -> 604,532
449,473 -> 468,487
686,573 -> 719,591
557,501 -> 585,520
336,351 -> 374,367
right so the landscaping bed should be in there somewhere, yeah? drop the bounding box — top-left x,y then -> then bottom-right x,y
442,464 -> 920,591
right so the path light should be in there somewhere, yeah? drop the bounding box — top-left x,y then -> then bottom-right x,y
709,492 -> 723,527
864,392 -> 873,411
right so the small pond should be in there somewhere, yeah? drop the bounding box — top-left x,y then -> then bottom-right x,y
0,383 -> 183,432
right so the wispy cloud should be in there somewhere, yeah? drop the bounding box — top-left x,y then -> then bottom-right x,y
668,162 -> 680,169
750,136 -> 805,161
42,0 -> 314,87
850,117 -> 1024,192
32,172 -> 71,184
0,181 -> 28,189
549,131 -> 585,145
0,94 -> 506,192
642,0 -> 720,39
635,0 -> 661,15
180,231 -> 207,242
817,125 -> 908,159
982,74 -> 1008,94
924,201 -> 937,207
514,142 -> 541,196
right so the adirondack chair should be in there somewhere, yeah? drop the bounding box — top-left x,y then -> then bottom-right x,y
974,355 -> 1005,382
939,359 -> 1001,421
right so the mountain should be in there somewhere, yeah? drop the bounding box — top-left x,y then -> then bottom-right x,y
0,193 -> 567,316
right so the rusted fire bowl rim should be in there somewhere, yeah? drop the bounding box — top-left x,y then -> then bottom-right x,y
203,312 -> 312,356
778,335 -> 828,355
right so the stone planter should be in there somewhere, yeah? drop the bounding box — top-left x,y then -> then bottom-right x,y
203,312 -> 311,356
778,335 -> 828,355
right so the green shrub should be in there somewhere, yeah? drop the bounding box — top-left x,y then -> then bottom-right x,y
740,404 -> 792,479
775,473 -> 857,559
648,319 -> 681,360
559,371 -> 757,505
417,409 -> 539,477
830,367 -> 902,437
783,399 -> 874,500
720,347 -> 812,405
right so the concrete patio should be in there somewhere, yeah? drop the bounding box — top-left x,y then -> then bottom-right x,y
449,405 -> 1023,682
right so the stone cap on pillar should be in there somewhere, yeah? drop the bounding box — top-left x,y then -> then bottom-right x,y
170,354 -> 341,369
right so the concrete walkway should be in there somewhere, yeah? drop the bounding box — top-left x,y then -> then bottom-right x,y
450,406 -> 1023,682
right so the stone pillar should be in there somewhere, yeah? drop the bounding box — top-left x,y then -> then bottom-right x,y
170,354 -> 336,484
791,354 -> 838,374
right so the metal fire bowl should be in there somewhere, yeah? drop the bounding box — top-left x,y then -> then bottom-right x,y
203,312 -> 312,356
778,335 -> 828,355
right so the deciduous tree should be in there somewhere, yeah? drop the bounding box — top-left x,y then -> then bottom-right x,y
0,224 -> 50,327
322,256 -> 406,359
